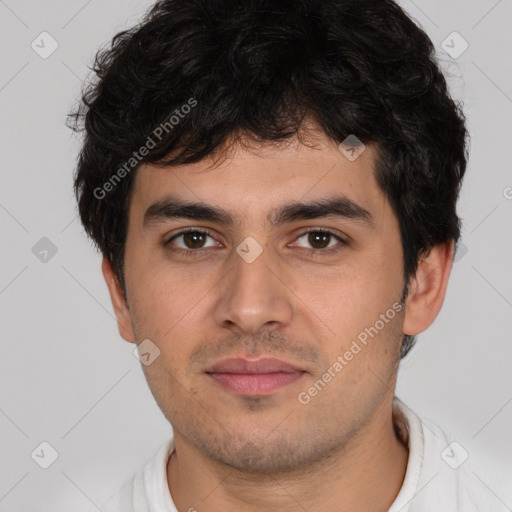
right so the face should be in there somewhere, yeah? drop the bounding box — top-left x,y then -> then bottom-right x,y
120,132 -> 407,472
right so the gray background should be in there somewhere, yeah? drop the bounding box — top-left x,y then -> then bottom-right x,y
1,0 -> 511,510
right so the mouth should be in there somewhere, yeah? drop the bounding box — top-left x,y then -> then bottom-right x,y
205,357 -> 307,396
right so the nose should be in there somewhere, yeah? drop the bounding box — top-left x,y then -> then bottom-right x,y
213,241 -> 294,336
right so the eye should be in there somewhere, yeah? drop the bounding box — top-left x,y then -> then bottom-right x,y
165,229 -> 218,252
164,227 -> 348,258
292,228 -> 347,254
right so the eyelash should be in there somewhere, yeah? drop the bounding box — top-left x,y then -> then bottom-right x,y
164,227 -> 348,258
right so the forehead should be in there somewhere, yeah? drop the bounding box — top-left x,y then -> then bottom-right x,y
129,135 -> 388,227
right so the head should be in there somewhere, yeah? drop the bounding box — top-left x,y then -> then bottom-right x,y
69,0 -> 467,472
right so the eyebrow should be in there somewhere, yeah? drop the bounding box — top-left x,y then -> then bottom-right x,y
143,195 -> 375,230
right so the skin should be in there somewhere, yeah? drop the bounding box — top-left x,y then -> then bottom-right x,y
103,129 -> 454,512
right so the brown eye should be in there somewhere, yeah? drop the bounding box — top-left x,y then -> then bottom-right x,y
181,231 -> 208,249
295,229 -> 346,252
166,230 -> 217,251
306,231 -> 331,249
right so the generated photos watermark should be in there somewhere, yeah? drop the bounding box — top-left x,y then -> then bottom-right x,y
93,97 -> 197,200
298,301 -> 403,405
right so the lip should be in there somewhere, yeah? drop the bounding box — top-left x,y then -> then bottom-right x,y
205,357 -> 306,396
206,357 -> 303,374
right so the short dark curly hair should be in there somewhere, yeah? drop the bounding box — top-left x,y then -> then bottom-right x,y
68,0 -> 468,359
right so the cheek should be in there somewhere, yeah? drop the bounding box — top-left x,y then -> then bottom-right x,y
292,256 -> 392,329
347,241 -> 403,322
126,250 -> 214,334
299,254 -> 403,367
125,261 -> 220,391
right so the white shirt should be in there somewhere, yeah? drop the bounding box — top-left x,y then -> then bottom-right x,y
105,398 -> 509,511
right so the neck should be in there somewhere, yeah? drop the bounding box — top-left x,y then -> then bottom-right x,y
167,397 -> 409,512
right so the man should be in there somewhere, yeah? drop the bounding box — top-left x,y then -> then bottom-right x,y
68,0 -> 504,510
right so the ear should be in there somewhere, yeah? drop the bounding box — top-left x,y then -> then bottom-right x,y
402,240 -> 455,336
102,257 -> 136,343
